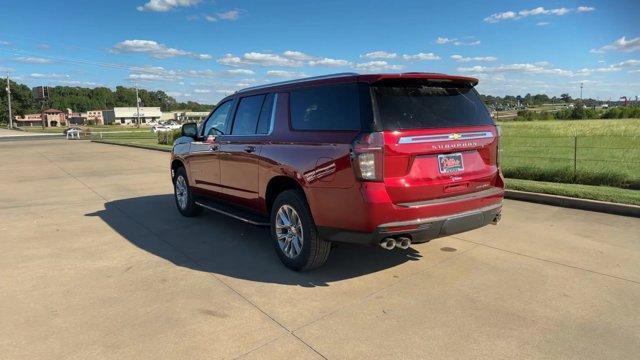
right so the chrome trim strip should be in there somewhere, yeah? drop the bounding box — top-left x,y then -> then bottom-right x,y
378,203 -> 502,230
398,187 -> 503,208
195,201 -> 270,226
398,131 -> 493,144
237,73 -> 358,93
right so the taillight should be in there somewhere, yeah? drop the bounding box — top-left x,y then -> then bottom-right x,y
352,132 -> 384,181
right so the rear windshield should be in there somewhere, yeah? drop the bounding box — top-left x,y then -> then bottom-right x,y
372,82 -> 493,130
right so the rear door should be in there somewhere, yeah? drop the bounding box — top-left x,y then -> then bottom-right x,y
187,99 -> 235,194
218,93 -> 275,209
371,80 -> 499,204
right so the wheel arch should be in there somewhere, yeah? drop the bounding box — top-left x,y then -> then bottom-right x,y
171,158 -> 185,182
265,175 -> 307,215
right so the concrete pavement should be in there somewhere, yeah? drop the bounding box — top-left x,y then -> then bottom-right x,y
1,139 -> 639,359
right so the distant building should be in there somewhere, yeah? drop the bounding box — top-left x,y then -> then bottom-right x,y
14,113 -> 44,127
104,107 -> 162,125
86,110 -> 105,125
15,109 -> 68,127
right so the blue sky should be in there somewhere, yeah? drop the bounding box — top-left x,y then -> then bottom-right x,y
1,0 -> 639,103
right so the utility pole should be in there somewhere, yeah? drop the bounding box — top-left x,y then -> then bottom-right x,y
580,82 -> 583,101
5,73 -> 12,129
135,85 -> 140,128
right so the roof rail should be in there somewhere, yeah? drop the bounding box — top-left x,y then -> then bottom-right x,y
237,72 -> 359,93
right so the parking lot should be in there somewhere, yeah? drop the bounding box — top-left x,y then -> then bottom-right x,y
1,138 -> 639,359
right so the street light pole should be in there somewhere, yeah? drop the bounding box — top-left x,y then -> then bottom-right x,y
5,73 -> 12,129
135,85 -> 140,128
580,82 -> 583,101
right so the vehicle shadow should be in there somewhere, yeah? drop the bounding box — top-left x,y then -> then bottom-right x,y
87,194 -> 422,287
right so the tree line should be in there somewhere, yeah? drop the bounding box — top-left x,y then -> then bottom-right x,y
0,80 -> 214,122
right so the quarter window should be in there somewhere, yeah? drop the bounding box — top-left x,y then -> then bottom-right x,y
290,84 -> 360,131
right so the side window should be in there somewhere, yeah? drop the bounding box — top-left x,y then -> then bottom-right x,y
232,95 -> 266,135
256,93 -> 275,134
203,100 -> 235,136
290,84 -> 360,131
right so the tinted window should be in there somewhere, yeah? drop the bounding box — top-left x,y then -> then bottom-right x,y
232,95 -> 265,135
373,82 -> 493,130
204,100 -> 235,136
290,84 -> 360,131
256,93 -> 275,134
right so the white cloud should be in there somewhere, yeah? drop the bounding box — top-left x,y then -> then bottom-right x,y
217,54 -> 243,66
0,40 -> 10,46
436,37 -> 480,46
129,66 -> 181,81
30,73 -> 69,79
282,50 -> 314,61
15,56 -> 53,64
354,61 -> 403,72
137,0 -> 201,12
225,69 -> 255,75
111,39 -> 211,59
361,51 -> 397,59
402,52 -> 441,61
217,10 -> 241,21
459,63 -> 574,76
218,51 -> 309,67
537,22 -> 550,26
204,9 -> 242,22
590,36 -> 640,53
460,60 -> 638,77
266,70 -> 306,78
244,52 -> 303,67
483,11 -> 519,23
484,6 -> 577,23
576,6 -> 595,13
451,55 -> 497,62
308,58 -> 352,67
194,89 -> 211,93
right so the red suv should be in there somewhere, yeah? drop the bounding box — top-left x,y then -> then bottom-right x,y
171,73 -> 504,271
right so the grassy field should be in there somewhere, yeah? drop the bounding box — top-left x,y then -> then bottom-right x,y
499,119 -> 640,189
506,179 -> 640,206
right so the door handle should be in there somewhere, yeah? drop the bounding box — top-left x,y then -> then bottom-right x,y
244,145 -> 256,153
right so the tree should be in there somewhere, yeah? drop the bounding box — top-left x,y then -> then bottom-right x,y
560,93 -> 572,103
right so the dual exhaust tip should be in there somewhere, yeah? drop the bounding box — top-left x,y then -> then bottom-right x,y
380,236 -> 411,250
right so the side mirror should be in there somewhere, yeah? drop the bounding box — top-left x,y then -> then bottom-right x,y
181,122 -> 198,138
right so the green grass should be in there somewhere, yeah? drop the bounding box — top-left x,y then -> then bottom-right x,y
499,119 -> 640,189
506,178 -> 640,206
91,131 -> 172,150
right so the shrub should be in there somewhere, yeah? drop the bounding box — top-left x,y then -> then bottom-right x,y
157,129 -> 181,145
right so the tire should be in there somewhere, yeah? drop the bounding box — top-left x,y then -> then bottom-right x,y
173,167 -> 203,217
271,190 -> 331,271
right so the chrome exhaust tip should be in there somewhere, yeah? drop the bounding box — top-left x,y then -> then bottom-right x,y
380,237 -> 396,250
492,213 -> 502,225
396,237 -> 411,250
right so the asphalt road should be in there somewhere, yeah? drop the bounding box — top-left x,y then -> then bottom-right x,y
1,139 -> 639,359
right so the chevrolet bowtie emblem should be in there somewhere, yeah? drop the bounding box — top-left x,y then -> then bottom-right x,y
450,133 -> 462,140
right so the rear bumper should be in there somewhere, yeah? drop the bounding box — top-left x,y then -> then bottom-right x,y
318,202 -> 502,245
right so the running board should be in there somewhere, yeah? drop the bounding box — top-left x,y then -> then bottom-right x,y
195,199 -> 270,227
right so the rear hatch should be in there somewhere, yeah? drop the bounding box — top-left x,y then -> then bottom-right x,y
371,79 -> 500,205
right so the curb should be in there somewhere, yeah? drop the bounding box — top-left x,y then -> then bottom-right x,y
92,140 -> 171,153
505,189 -> 640,218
